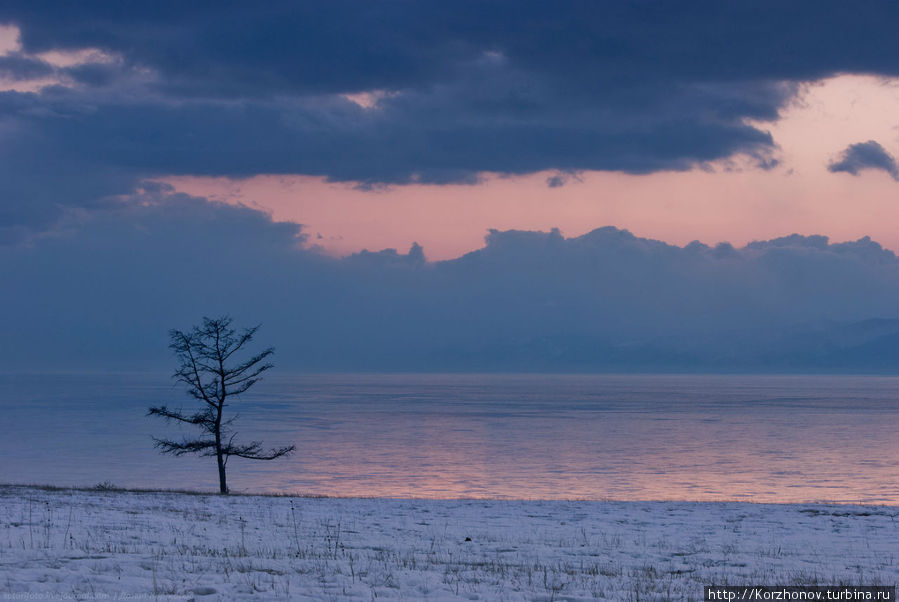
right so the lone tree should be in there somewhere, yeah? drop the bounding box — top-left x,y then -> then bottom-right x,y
148,316 -> 295,494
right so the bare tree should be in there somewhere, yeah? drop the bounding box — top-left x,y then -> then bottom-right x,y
148,316 -> 295,494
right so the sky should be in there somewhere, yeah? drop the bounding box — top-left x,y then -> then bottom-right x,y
167,75 -> 899,260
3,1 -> 899,371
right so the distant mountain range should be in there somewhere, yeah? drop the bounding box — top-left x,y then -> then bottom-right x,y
4,211 -> 899,372
406,318 -> 899,373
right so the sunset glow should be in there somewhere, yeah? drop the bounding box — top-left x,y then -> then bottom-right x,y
165,76 -> 899,260
4,4 -> 899,596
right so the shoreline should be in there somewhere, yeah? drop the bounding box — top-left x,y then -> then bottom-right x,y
3,483 -> 897,506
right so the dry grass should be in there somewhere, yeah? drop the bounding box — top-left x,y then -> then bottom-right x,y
1,485 -> 896,601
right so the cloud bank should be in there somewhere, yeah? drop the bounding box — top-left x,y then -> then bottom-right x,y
2,2 -> 899,239
3,195 -> 899,372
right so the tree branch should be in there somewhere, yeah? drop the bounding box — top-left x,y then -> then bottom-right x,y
152,437 -> 217,457
170,329 -> 218,408
223,441 -> 296,461
147,405 -> 213,426
222,325 -> 260,361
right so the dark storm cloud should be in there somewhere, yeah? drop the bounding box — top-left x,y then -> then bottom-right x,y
2,1 -> 899,237
0,53 -> 53,80
6,1 -> 899,97
828,140 -> 899,180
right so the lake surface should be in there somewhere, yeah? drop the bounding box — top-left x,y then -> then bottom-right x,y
1,373 -> 898,503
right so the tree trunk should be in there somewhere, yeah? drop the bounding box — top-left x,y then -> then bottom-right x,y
217,449 -> 228,494
215,407 -> 228,494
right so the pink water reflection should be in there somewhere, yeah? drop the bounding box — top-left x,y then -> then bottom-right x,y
3,373 -> 898,502
238,374 -> 899,503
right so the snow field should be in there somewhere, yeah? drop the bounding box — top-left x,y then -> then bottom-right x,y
1,485 -> 896,601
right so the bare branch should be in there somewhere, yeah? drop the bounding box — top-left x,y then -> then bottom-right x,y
221,325 -> 260,361
147,406 -> 213,426
152,437 -> 217,457
169,329 -> 218,408
227,375 -> 268,397
223,441 -> 296,461
223,354 -> 274,386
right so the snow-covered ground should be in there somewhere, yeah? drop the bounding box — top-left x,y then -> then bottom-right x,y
1,485 -> 896,601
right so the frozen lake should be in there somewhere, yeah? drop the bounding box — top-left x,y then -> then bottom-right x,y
2,373 -> 898,502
